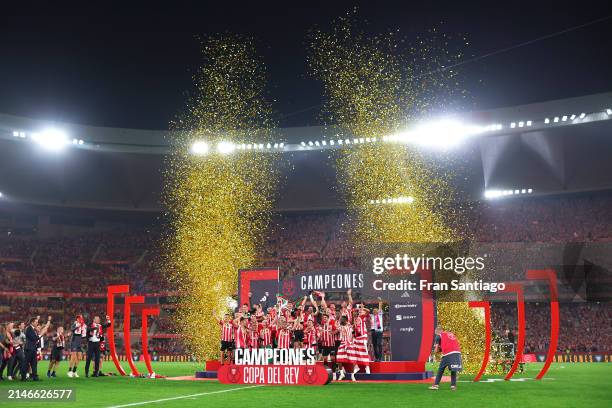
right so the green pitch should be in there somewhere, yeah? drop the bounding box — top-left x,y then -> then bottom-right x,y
0,362 -> 610,408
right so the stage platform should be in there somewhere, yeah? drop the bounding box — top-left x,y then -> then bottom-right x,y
197,361 -> 433,381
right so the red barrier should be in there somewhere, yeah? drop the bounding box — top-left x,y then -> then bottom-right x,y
468,301 -> 491,382
526,269 -> 559,380
141,307 -> 160,376
106,285 -> 129,376
124,295 -> 145,376
501,283 -> 525,381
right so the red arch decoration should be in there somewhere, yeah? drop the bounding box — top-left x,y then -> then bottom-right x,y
468,301 -> 491,382
526,269 -> 559,380
417,268 -> 435,363
124,295 -> 145,376
501,283 -> 525,381
141,307 -> 160,376
106,285 -> 129,376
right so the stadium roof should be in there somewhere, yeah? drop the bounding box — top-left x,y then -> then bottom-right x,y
0,92 -> 611,211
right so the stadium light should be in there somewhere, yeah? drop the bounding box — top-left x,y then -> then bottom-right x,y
368,195 -> 414,205
390,119 -> 486,148
0,191 -> 3,198
191,141 -> 209,155
484,190 -> 503,199
32,128 -> 68,151
485,188 -> 534,200
217,141 -> 235,155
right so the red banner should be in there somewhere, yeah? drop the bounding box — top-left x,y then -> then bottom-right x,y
521,354 -> 537,363
217,364 -> 331,386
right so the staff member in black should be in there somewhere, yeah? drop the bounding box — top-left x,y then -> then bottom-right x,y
85,315 -> 110,377
22,316 -> 51,381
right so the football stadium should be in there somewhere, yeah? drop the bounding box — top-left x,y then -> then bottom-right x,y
1,3 -> 611,408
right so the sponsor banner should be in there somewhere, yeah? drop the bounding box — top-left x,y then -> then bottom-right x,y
218,364 -> 331,385
387,272 -> 424,361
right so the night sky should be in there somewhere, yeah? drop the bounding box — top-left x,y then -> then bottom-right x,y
1,1 -> 611,130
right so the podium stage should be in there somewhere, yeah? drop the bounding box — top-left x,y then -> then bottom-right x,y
196,360 -> 433,381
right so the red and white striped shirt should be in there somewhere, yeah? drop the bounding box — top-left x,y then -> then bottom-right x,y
305,328 -> 318,348
249,330 -> 260,349
220,321 -> 234,342
276,328 -> 292,349
235,326 -> 248,349
267,312 -> 277,331
260,328 -> 272,346
340,305 -> 353,322
355,316 -> 367,337
320,322 -> 335,347
339,325 -> 353,344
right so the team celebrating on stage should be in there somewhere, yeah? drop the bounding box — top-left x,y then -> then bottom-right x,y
219,289 -> 384,382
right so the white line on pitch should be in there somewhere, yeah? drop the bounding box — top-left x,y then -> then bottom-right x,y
106,385 -> 263,408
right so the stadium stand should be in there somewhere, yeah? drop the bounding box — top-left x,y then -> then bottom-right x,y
1,192 -> 612,355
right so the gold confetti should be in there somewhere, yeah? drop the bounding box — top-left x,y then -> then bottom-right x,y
162,35 -> 279,361
308,11 -> 483,373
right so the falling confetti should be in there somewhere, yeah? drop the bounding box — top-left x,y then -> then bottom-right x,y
162,35 -> 279,361
308,10 -> 483,373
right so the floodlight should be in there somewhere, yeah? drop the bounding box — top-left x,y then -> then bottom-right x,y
33,129 -> 68,151
191,141 -> 209,155
217,141 -> 235,154
484,190 -> 502,199
392,119 -> 485,148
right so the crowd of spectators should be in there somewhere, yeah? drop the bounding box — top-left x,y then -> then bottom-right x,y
1,192 -> 611,354
491,302 -> 611,353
